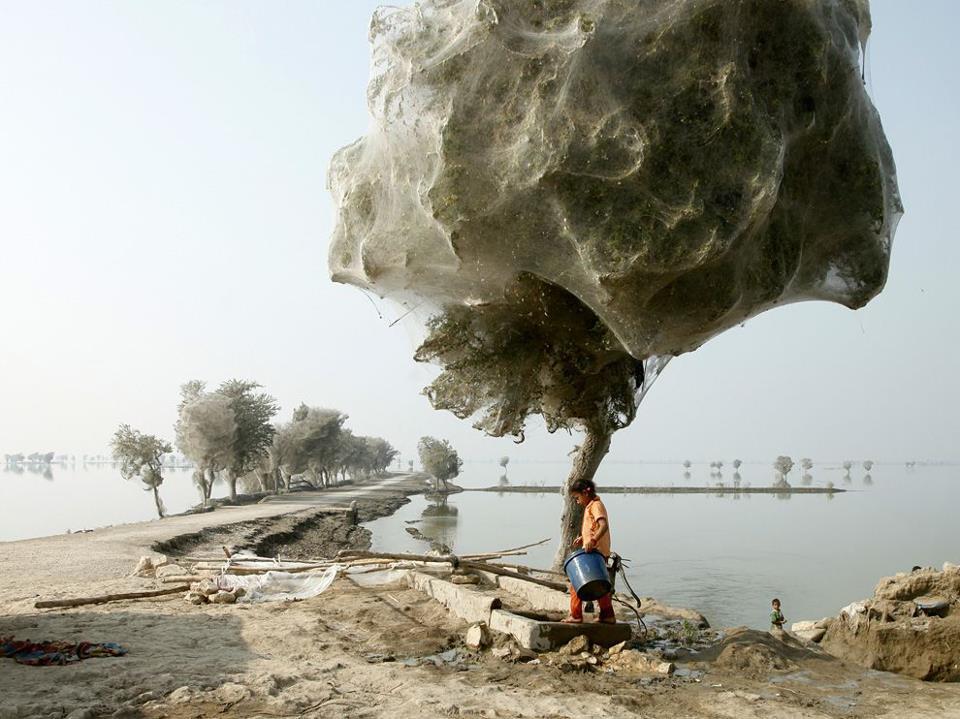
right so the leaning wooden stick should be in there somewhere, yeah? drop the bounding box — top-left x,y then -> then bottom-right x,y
461,537 -> 550,560
35,585 -> 191,609
336,550 -> 568,592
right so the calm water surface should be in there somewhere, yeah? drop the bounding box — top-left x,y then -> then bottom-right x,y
365,462 -> 959,629
0,463 -> 223,541
4,460 -> 956,631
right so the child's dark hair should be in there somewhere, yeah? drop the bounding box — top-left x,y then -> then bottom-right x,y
772,598 -> 781,605
569,478 -> 597,495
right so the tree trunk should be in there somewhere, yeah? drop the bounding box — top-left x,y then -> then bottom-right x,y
204,468 -> 216,501
226,469 -> 238,501
551,425 -> 612,570
152,485 -> 165,518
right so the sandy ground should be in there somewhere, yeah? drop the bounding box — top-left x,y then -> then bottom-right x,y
2,474 -> 960,719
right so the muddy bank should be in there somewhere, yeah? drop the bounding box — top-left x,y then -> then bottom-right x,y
154,494 -> 412,560
812,563 -> 960,681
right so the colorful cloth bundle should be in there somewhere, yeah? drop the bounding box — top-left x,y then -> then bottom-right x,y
0,636 -> 127,666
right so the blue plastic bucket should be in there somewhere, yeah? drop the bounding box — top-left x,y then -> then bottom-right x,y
563,549 -> 612,600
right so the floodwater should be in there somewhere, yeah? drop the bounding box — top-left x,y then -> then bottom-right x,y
365,462 -> 960,630
0,463 -> 222,541
3,459 -> 955,631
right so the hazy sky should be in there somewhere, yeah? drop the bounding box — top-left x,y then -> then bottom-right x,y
1,1 -> 957,466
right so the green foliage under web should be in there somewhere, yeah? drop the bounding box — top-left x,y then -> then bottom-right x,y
415,275 -> 644,439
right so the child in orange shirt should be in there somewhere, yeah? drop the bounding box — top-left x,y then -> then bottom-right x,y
563,478 -> 616,623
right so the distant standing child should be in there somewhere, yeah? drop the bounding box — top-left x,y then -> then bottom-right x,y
770,598 -> 786,630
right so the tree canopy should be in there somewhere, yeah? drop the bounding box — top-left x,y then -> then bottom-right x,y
111,424 -> 173,518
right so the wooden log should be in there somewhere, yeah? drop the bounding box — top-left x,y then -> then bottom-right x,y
35,585 -> 191,609
160,575 -> 206,584
337,550 -> 568,592
459,561 -> 566,592
483,562 -> 565,578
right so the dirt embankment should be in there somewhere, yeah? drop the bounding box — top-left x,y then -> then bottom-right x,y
817,563 -> 960,681
154,494 -> 410,560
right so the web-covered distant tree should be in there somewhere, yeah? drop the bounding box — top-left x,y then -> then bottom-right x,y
773,455 -> 794,486
111,424 -> 172,518
283,405 -> 347,488
418,436 -> 462,492
217,380 -> 279,501
175,382 -> 236,506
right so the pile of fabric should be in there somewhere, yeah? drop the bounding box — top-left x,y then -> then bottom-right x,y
0,636 -> 127,666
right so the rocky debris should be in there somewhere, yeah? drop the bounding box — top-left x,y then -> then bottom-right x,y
184,579 -> 246,606
636,598 -> 710,628
606,650 -> 675,675
154,563 -> 189,579
450,573 -> 481,586
607,640 -> 628,656
818,564 -> 960,680
559,635 -> 591,656
465,623 -> 490,649
130,555 -> 169,578
790,619 -> 829,643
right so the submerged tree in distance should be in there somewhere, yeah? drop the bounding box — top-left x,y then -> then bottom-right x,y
418,436 -> 462,492
111,425 -> 173,518
499,456 -> 510,470
773,455 -> 794,486
683,460 -> 692,469
863,459 -> 874,471
732,459 -> 742,470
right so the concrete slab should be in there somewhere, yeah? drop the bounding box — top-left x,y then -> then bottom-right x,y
406,571 -> 502,624
496,575 -> 569,613
489,608 -> 631,651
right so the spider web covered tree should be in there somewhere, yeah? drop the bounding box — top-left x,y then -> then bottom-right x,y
328,0 -> 900,567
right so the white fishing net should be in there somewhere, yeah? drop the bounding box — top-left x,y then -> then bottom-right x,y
329,0 -> 900,362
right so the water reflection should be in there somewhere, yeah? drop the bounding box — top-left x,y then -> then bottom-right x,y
419,497 -> 459,552
3,463 -> 55,479
863,473 -> 873,486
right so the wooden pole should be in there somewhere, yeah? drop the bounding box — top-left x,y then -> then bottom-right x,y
35,585 -> 191,609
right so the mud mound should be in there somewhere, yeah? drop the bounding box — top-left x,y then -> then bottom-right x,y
819,564 -> 960,681
692,628 -> 821,679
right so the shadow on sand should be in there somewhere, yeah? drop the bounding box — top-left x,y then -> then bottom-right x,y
0,607 -> 254,716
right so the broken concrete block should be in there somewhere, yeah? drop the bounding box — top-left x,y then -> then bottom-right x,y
211,591 -> 236,604
465,623 -> 490,649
